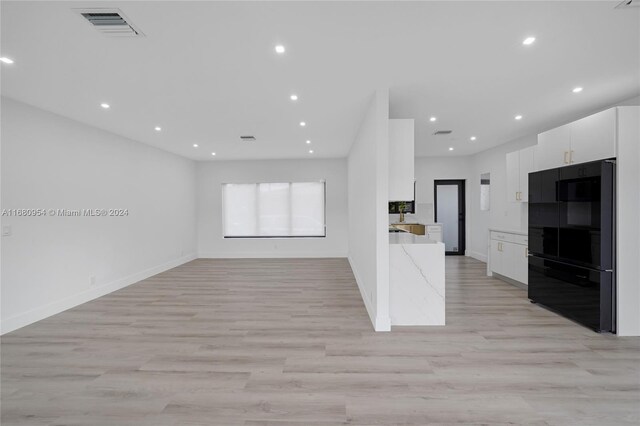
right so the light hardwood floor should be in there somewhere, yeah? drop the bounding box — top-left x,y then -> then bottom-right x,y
2,257 -> 639,425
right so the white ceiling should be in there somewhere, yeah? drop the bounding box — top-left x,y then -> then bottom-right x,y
1,1 -> 638,160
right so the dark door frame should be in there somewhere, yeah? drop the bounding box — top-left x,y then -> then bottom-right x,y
434,179 -> 466,256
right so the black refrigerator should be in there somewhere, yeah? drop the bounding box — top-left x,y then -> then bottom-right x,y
528,159 -> 615,333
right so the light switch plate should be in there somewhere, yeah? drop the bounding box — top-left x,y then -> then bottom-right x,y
2,225 -> 11,236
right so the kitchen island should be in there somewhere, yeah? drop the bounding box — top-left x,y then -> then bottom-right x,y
389,232 -> 445,326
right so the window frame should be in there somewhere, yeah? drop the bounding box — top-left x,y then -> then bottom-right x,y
221,180 -> 327,239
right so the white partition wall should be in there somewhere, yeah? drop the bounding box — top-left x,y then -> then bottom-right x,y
616,106 -> 640,336
347,89 -> 390,331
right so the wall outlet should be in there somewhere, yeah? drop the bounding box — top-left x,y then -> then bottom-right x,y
90,276 -> 97,286
2,225 -> 11,236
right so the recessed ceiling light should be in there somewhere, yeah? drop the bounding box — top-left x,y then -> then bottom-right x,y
470,136 -> 477,141
193,144 -> 199,148
211,152 -> 216,156
309,150 -> 314,154
572,87 -> 583,93
515,115 -> 523,120
100,103 -> 110,109
306,140 -> 311,144
0,57 -> 14,64
429,116 -> 437,122
449,147 -> 454,151
523,37 -> 536,45
290,94 -> 298,101
300,121 -> 306,127
154,126 -> 162,132
275,45 -> 285,54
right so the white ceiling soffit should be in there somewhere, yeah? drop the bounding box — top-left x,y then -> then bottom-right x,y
1,1 -> 638,160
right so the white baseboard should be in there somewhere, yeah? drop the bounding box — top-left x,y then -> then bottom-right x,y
375,315 -> 391,332
0,253 -> 197,335
198,251 -> 347,259
348,255 -> 375,326
492,272 -> 528,290
467,250 -> 488,263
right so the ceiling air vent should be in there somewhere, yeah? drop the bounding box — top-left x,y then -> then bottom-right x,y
616,0 -> 640,8
75,8 -> 143,37
240,136 -> 256,141
433,130 -> 453,135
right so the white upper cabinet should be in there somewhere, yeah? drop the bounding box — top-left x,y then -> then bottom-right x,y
506,145 -> 536,203
536,124 -> 571,171
506,151 -> 520,203
570,108 -> 616,164
388,119 -> 415,201
519,146 -> 535,201
536,108 -> 617,171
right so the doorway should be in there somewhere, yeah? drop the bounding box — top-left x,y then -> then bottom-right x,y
434,180 -> 466,255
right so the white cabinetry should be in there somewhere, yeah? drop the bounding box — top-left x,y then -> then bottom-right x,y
506,146 -> 535,203
490,239 -> 504,275
425,224 -> 442,243
488,230 -> 528,286
536,108 -> 617,171
530,106 -> 640,336
388,119 -> 415,201
570,108 -> 616,165
536,124 -> 571,171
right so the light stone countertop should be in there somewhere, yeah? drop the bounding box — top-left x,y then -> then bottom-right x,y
489,227 -> 528,236
389,232 -> 440,245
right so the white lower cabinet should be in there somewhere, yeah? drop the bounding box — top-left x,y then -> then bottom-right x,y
488,230 -> 528,286
502,241 -> 528,284
490,239 -> 504,275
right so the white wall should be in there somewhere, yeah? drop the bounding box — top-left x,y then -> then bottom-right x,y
1,98 -> 197,334
348,89 -> 390,331
196,158 -> 348,258
466,135 -> 537,261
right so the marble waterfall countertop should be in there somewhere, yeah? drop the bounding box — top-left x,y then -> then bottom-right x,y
389,234 -> 445,326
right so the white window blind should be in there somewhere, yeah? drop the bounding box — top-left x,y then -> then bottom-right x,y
223,182 -> 326,237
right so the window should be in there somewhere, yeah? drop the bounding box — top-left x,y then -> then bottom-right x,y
223,181 -> 326,238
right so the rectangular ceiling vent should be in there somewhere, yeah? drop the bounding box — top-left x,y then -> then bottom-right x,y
74,8 -> 144,37
240,136 -> 257,141
616,0 -> 640,8
433,130 -> 453,135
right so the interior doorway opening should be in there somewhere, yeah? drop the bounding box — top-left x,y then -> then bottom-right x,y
434,180 -> 466,255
